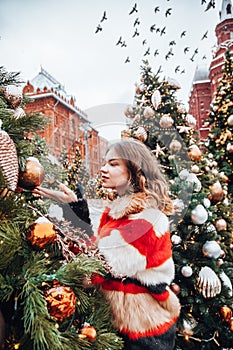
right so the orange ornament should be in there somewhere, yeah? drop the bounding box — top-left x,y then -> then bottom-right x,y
229,318 -> 233,332
81,323 -> 97,342
45,283 -> 77,322
209,181 -> 224,202
27,218 -> 57,249
18,157 -> 45,190
219,305 -> 232,322
188,145 -> 202,162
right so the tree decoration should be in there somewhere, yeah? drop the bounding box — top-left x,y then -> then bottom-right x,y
166,77 -> 181,90
159,114 -> 174,128
171,234 -> 181,245
226,142 -> 233,153
13,107 -> 26,119
169,139 -> 182,152
202,240 -> 221,259
151,89 -> 161,109
181,265 -> 193,277
80,322 -> 97,343
133,126 -> 147,142
215,218 -> 227,231
170,282 -> 180,295
0,120 -> 19,191
27,217 -> 57,249
219,272 -> 233,297
196,266 -> 221,298
191,204 -> 208,225
181,316 -> 197,336
45,282 -> 77,322
185,114 -> 197,128
227,114 -> 233,126
209,181 -> 224,202
188,145 -> 202,162
143,106 -> 155,118
18,156 -> 45,190
2,84 -> 22,108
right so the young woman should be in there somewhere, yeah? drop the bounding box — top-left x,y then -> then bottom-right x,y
33,138 -> 180,350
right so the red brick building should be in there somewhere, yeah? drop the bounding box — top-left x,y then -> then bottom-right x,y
188,0 -> 233,139
23,67 -> 108,177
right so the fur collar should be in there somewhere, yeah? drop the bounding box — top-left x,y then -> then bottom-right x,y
108,192 -> 157,220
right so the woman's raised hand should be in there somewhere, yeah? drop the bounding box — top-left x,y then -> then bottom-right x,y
33,182 -> 78,204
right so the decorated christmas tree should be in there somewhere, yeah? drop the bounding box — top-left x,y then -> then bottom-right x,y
124,60 -> 233,349
0,67 -> 123,350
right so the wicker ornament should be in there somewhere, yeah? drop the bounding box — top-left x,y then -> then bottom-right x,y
80,323 -> 97,343
18,157 -> 45,190
27,217 -> 57,249
196,266 -> 221,298
0,123 -> 19,191
2,85 -> 22,109
151,89 -> 161,110
45,282 -> 77,322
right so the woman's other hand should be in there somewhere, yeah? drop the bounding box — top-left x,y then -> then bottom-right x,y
33,183 -> 78,204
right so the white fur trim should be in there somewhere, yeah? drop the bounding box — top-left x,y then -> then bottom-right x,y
129,208 -> 169,237
135,258 -> 175,285
98,229 -> 147,276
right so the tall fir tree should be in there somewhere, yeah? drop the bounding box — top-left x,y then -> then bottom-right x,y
124,60 -> 233,349
0,67 -> 123,350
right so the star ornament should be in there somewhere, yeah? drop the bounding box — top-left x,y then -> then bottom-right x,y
152,144 -> 166,157
177,125 -> 192,133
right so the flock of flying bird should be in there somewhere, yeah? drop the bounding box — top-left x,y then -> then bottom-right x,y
94,0 -> 216,75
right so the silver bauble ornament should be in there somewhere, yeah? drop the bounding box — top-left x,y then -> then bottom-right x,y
202,240 -> 221,259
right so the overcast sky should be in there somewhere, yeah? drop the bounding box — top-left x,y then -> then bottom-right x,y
0,0 -> 222,140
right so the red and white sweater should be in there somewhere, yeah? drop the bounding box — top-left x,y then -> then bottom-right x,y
94,192 -> 180,340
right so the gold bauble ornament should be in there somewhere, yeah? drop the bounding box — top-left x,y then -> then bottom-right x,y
18,157 -> 45,190
188,145 -> 202,162
45,282 -> 77,322
27,217 -> 57,249
219,305 -> 232,322
209,181 -> 224,202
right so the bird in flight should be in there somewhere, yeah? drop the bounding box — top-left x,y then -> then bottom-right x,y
180,31 -> 186,38
154,6 -> 160,13
132,28 -> 140,37
175,66 -> 180,73
121,41 -> 127,47
165,8 -> 172,17
129,3 -> 138,15
134,17 -> 140,26
184,47 -> 190,54
169,40 -> 176,46
100,11 -> 107,22
125,56 -> 130,63
116,36 -> 123,45
154,49 -> 159,57
160,26 -> 166,36
144,47 -> 150,56
150,24 -> 156,32
95,24 -> 102,33
201,31 -> 208,40
142,39 -> 147,45
205,0 -> 215,11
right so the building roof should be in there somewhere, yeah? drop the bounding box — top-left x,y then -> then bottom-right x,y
192,64 -> 210,83
219,0 -> 233,22
30,67 -> 71,101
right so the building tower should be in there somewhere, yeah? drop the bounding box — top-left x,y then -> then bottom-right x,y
188,0 -> 233,140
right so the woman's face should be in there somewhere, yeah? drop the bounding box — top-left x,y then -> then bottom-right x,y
100,148 -> 129,193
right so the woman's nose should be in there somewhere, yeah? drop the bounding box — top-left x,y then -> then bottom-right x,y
100,164 -> 108,173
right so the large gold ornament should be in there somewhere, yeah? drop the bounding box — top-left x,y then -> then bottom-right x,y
18,157 -> 45,190
45,282 -> 77,322
188,145 -> 202,162
27,217 -> 57,249
80,323 -> 97,343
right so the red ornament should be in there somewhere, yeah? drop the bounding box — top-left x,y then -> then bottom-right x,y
170,283 -> 180,295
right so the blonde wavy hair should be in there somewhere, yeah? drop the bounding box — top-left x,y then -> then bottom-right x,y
106,138 -> 173,215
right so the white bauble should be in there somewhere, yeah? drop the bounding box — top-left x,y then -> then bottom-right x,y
151,89 -> 161,110
227,114 -> 233,126
143,106 -> 155,118
203,198 -> 211,208
171,234 -> 181,245
159,114 -> 174,128
202,240 -> 221,259
191,204 -> 208,225
169,139 -> 182,152
181,265 -> 193,277
173,198 -> 185,213
179,169 -> 190,180
186,173 -> 202,192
